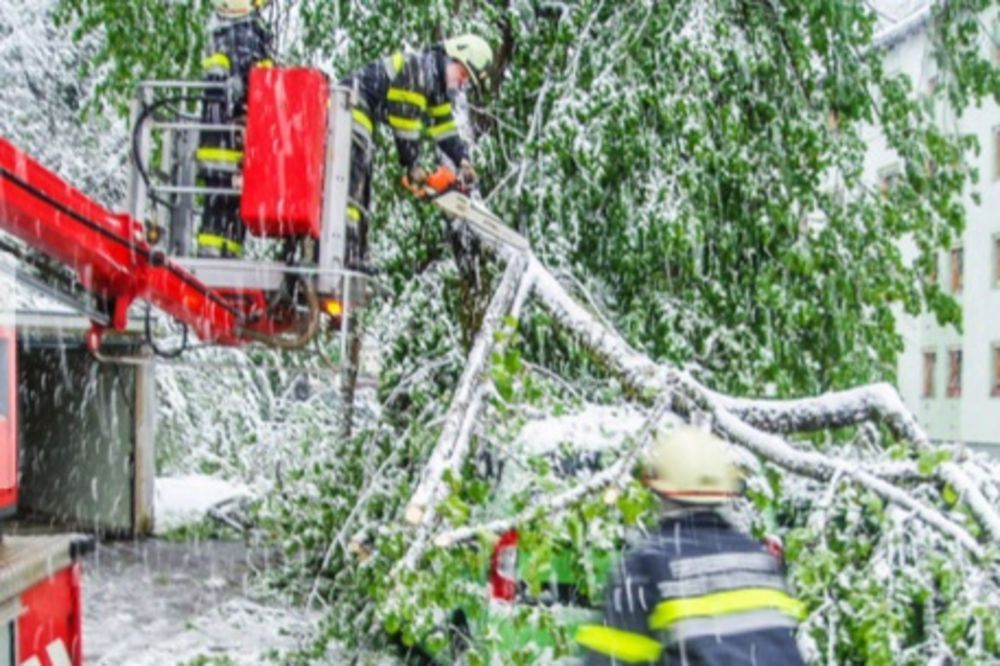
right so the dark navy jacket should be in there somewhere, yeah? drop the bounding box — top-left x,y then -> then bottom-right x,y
340,47 -> 469,170
578,511 -> 805,665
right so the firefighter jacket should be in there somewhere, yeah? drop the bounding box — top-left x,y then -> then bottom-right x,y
198,11 -> 273,169
340,47 -> 470,171
577,510 -> 806,666
201,12 -> 273,110
196,11 -> 272,255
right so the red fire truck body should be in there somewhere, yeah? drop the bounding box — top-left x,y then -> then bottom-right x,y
0,325 -> 88,666
0,67 -> 367,665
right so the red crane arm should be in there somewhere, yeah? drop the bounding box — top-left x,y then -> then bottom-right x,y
0,137 -> 267,348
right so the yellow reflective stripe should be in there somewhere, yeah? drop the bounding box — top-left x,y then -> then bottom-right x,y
202,53 -> 231,71
428,102 -> 452,118
387,115 -> 422,132
196,147 -> 243,164
392,51 -> 404,73
257,58 -> 274,68
197,233 -> 242,256
346,205 -> 362,222
575,625 -> 662,663
427,120 -> 458,139
649,588 -> 805,631
351,109 -> 373,133
387,87 -> 427,110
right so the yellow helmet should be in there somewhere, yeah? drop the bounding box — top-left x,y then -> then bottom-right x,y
643,428 -> 743,504
213,0 -> 268,18
443,34 -> 494,93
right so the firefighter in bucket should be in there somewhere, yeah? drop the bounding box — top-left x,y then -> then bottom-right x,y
196,0 -> 274,258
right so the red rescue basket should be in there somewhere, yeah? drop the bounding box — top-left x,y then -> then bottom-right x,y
240,67 -> 330,239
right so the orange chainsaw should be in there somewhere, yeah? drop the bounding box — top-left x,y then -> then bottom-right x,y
402,166 -> 530,251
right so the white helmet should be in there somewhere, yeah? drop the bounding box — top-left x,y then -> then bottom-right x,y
213,0 -> 267,18
644,428 -> 743,504
443,34 -> 494,93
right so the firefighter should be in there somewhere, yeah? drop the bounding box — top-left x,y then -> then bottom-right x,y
339,34 -> 493,267
576,427 -> 806,665
196,0 -> 274,258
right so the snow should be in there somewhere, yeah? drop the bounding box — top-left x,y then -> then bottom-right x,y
154,475 -> 250,535
871,0 -> 935,48
95,598 -> 315,666
515,404 -> 654,456
0,0 -> 127,205
83,539 -> 320,665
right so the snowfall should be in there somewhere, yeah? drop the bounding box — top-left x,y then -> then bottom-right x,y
2,0 -> 995,664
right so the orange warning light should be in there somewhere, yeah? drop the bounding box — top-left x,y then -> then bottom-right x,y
323,299 -> 343,317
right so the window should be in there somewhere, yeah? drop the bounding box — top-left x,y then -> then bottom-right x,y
950,246 -> 963,293
925,75 -> 937,96
923,351 -> 937,398
993,345 -> 1000,397
879,166 -> 900,197
827,109 -> 840,132
994,126 -> 1000,180
947,349 -> 963,398
994,235 -> 1000,287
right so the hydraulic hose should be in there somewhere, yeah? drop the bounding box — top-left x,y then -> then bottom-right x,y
132,94 -> 212,212
235,278 -> 320,350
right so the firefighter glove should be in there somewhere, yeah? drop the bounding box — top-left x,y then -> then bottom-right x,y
407,164 -> 428,185
459,159 -> 477,185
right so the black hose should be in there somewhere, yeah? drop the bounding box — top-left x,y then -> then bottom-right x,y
144,306 -> 189,359
236,278 -> 320,350
131,93 -> 221,211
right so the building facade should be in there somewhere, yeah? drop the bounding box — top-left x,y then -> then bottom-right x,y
868,7 -> 1000,450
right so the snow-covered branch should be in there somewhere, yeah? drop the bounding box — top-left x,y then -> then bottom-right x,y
528,254 -> 998,556
710,407 -> 985,558
404,254 -> 531,526
707,383 -> 930,447
433,400 -> 673,548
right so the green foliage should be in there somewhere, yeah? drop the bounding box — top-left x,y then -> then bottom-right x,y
53,0 -> 211,115
182,656 -> 236,666
784,481 -> 998,665
157,517 -> 240,544
52,0 -> 1000,663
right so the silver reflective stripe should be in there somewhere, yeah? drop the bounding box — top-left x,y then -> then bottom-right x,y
392,129 -> 421,141
351,121 -> 373,140
670,609 -> 798,642
658,572 -> 788,599
199,161 -> 240,174
433,127 -> 460,142
670,552 -> 775,579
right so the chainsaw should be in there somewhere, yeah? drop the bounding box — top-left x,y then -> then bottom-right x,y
402,166 -> 530,252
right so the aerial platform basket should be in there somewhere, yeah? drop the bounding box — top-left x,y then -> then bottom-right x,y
128,66 -> 368,353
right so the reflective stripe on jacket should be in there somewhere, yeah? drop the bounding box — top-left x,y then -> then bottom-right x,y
339,46 -> 469,170
203,13 -> 273,86
578,511 -> 805,666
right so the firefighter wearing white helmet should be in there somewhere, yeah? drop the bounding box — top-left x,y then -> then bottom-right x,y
212,0 -> 269,18
577,427 -> 805,666
337,35 -> 494,268
643,426 -> 743,503
195,0 -> 274,258
443,34 -> 494,95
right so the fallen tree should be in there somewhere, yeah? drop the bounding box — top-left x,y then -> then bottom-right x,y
399,249 -> 1000,567
374,246 -> 1000,665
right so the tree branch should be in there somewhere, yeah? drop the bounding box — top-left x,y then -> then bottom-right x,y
405,254 -> 531,526
434,399 -> 673,548
529,257 -> 996,556
707,383 -> 930,446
